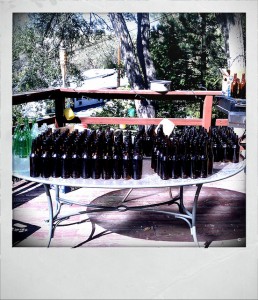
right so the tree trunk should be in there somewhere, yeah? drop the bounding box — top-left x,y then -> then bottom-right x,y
219,13 -> 246,76
200,13 -> 207,87
137,13 -> 156,87
109,13 -> 156,121
108,13 -> 144,89
136,13 -> 156,119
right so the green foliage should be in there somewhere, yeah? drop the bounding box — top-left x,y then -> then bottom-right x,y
12,13 -> 107,93
150,13 -> 228,121
89,98 -> 137,130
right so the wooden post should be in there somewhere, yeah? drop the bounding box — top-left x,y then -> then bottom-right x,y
54,93 -> 65,127
202,95 -> 213,131
117,38 -> 121,88
59,42 -> 67,88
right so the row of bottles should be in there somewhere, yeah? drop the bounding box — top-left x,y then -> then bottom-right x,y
151,125 -> 240,180
28,125 -> 240,181
30,127 -> 143,180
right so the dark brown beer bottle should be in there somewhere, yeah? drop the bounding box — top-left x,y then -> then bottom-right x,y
231,73 -> 239,98
159,141 -> 171,180
30,139 -> 40,177
81,139 -> 92,179
200,142 -> 208,178
190,142 -> 197,179
239,73 -> 246,99
71,143 -> 81,179
132,142 -> 143,180
112,141 -> 122,179
91,138 -> 103,179
102,138 -> 113,180
144,125 -> 155,157
213,139 -> 220,162
222,141 -> 229,163
232,136 -> 240,163
207,138 -> 214,175
40,139 -> 52,178
171,141 -> 180,179
61,142 -> 71,179
51,141 -> 61,178
180,140 -> 190,179
122,141 -> 132,180
151,138 -> 160,171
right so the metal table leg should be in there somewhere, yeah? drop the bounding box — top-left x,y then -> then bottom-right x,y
191,184 -> 203,247
43,184 -> 54,247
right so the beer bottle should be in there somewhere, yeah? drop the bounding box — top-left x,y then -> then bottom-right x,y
222,141 -> 229,163
91,138 -> 103,179
30,139 -> 40,177
190,141 -> 197,179
81,139 -> 92,179
61,141 -> 71,179
157,124 -> 165,140
51,140 -> 61,178
18,128 -> 29,158
171,140 -> 181,179
71,143 -> 81,179
231,73 -> 238,98
212,139 -> 220,162
24,117 -> 32,156
195,139 -> 202,178
232,136 -> 240,163
41,139 -> 52,178
239,73 -> 246,99
153,141 -> 161,174
13,123 -> 21,156
122,141 -> 132,180
124,130 -> 133,154
207,138 -> 214,175
132,141 -> 143,180
200,142 -> 208,178
157,140 -> 165,177
180,140 -> 190,179
102,138 -> 113,180
159,141 -> 171,180
144,125 -> 155,157
112,140 -> 123,179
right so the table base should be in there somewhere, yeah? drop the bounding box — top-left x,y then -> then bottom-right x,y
44,184 -> 203,247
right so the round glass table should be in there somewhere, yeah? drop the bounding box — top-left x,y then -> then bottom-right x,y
13,158 -> 246,247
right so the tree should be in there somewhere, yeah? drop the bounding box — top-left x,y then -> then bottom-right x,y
109,13 -> 156,119
150,13 -> 228,120
12,13 -> 107,92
